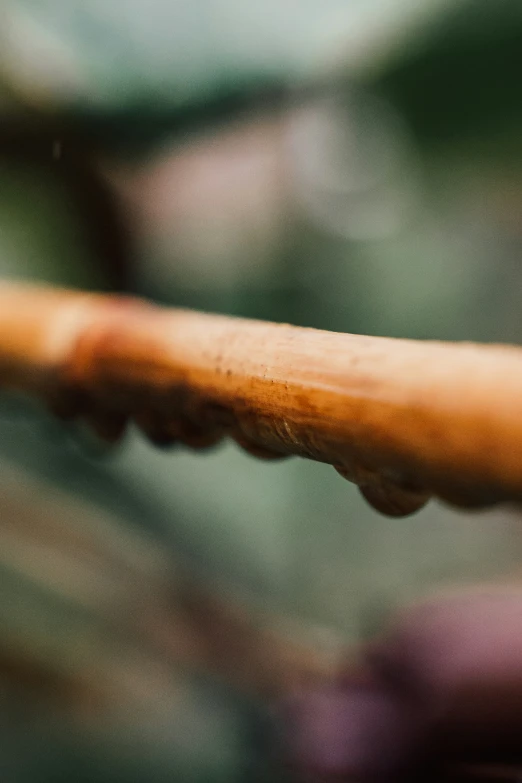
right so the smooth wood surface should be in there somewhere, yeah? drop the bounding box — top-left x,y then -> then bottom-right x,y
2,282 -> 522,516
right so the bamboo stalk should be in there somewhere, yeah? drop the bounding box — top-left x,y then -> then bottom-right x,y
2,282 -> 522,517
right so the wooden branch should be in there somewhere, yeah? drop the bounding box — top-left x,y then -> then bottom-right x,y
2,282 -> 522,517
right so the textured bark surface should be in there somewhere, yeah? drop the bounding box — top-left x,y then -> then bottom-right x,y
2,282 -> 522,517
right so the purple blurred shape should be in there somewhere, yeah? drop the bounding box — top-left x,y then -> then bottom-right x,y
281,674 -> 424,781
368,588 -> 522,761
281,587 -> 522,779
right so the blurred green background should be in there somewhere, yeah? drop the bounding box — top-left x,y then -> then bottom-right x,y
2,0 -> 522,780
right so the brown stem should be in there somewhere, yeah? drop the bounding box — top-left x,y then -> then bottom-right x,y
1,282 -> 522,517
